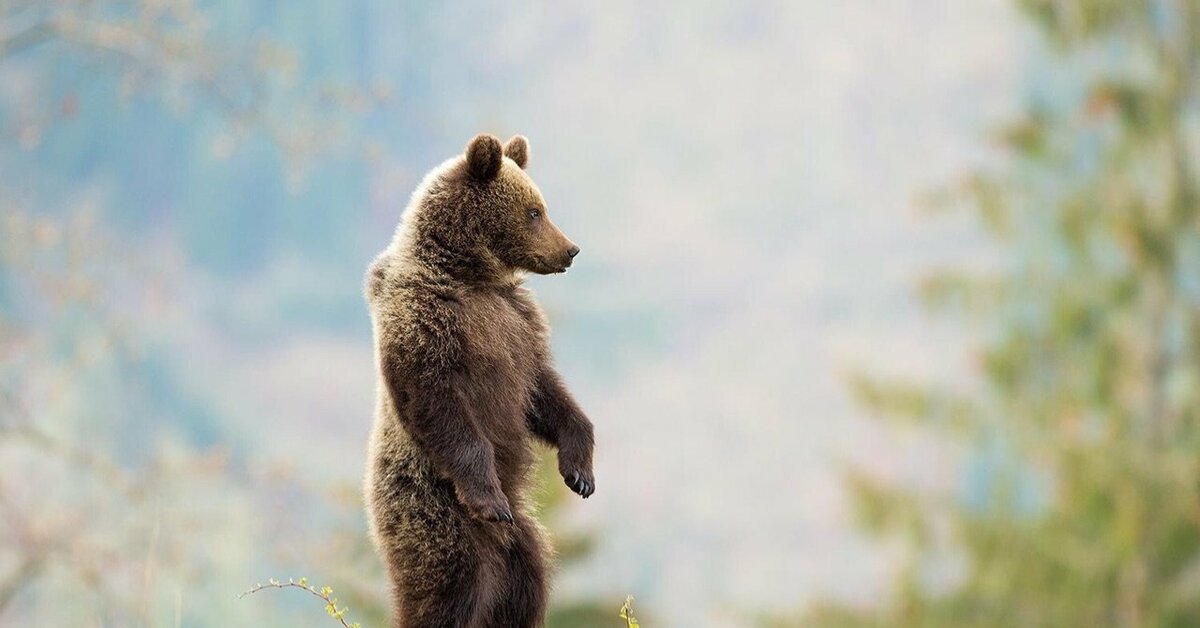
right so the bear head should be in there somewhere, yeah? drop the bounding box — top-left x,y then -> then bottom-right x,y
401,133 -> 579,282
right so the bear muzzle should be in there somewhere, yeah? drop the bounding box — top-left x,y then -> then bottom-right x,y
557,244 -> 580,272
531,245 -> 578,274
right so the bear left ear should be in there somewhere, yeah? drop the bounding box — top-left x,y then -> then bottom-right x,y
465,133 -> 503,180
503,135 -> 529,170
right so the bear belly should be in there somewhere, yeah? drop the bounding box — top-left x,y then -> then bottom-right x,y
455,290 -> 543,494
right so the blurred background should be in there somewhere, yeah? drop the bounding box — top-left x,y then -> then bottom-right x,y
3,1 -> 1199,626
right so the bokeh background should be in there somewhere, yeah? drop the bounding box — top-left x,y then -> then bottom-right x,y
5,1 -> 1200,626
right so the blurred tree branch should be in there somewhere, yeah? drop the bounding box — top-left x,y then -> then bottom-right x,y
0,20 -> 55,56
0,1 -> 393,623
0,556 -> 44,616
0,0 -> 388,165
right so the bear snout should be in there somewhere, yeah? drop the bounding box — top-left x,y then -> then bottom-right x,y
558,245 -> 579,271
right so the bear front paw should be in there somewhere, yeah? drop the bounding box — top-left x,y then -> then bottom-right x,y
457,486 -> 514,523
562,469 -> 595,499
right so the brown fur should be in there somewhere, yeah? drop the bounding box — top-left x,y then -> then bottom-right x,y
364,134 -> 595,628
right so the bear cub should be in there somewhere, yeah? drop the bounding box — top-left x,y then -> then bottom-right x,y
364,134 -> 596,628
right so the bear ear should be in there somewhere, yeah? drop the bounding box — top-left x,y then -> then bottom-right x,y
503,135 -> 529,170
465,133 -> 503,180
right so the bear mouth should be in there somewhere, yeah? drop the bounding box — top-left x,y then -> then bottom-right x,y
529,256 -> 570,275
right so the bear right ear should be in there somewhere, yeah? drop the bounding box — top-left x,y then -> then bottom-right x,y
465,134 -> 503,180
503,135 -> 529,169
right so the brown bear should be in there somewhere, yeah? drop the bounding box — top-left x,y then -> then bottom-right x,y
363,133 -> 596,628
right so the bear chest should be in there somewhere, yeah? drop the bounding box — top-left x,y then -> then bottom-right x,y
455,291 -> 544,416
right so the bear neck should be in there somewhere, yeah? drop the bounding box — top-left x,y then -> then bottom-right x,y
406,230 -> 520,287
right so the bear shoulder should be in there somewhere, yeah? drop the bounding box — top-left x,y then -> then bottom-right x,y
375,279 -> 467,381
364,254 -> 389,301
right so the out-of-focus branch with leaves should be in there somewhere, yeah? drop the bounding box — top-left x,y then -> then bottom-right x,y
0,0 -> 390,171
0,206 -> 389,625
240,578 -> 362,628
0,2 -> 392,622
802,1 -> 1200,626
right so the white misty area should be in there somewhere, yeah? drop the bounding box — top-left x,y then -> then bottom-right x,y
495,2 -> 1020,625
185,2 -> 1020,626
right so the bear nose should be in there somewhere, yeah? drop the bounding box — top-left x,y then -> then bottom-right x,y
567,246 -> 580,259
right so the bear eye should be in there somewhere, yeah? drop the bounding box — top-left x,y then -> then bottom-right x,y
528,208 -> 541,220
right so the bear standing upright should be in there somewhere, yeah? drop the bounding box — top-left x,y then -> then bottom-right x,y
364,134 -> 596,628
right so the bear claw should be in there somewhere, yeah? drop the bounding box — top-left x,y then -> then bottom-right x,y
565,472 -> 594,498
484,508 -> 514,523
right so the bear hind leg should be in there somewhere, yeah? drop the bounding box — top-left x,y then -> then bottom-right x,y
483,521 -> 549,628
387,548 -> 484,628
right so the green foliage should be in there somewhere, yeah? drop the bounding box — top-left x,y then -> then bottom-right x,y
240,578 -> 361,628
809,1 -> 1200,626
619,595 -> 641,628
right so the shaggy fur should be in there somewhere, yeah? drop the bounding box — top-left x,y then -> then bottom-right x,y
364,134 -> 595,628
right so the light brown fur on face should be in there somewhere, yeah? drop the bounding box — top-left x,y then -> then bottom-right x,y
364,134 -> 595,628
